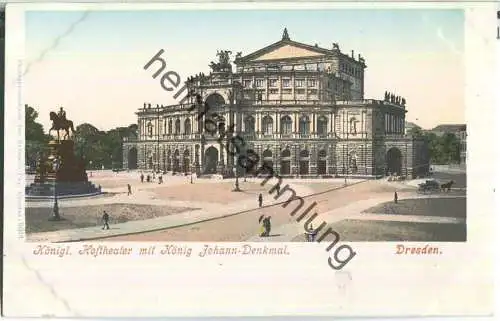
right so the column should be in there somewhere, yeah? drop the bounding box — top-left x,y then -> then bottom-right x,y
275,112 -> 279,135
256,112 -> 261,134
312,113 -> 316,136
330,113 -> 334,135
294,113 -> 298,136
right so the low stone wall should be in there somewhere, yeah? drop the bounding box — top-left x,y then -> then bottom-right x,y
431,164 -> 466,173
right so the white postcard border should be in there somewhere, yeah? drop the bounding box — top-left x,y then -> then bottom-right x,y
3,2 -> 496,317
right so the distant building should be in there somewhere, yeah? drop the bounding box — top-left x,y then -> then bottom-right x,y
124,29 -> 429,178
429,124 -> 467,164
405,121 -> 421,136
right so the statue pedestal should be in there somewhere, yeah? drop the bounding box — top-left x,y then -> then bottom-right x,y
27,139 -> 101,198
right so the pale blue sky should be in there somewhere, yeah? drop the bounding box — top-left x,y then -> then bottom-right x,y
25,9 -> 464,131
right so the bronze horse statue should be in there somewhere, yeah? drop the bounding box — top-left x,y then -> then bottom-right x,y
49,112 -> 75,140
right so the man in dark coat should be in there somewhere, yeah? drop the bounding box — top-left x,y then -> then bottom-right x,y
102,211 -> 110,230
258,193 -> 263,208
262,216 -> 271,237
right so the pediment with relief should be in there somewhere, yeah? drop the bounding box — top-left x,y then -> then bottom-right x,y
251,44 -> 326,61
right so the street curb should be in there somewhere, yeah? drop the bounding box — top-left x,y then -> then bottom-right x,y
52,179 -> 370,243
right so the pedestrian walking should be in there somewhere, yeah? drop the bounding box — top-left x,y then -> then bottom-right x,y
258,193 -> 263,208
140,173 -> 144,183
305,224 -> 317,242
127,184 -> 132,195
394,191 -> 398,204
258,215 -> 271,237
262,216 -> 272,237
102,211 -> 110,230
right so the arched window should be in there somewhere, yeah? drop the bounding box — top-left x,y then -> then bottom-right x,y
175,119 -> 181,134
262,149 -> 273,173
280,149 -> 291,175
147,122 -> 153,137
317,116 -> 328,137
168,119 -> 172,134
244,116 -> 255,133
217,116 -> 226,135
262,116 -> 273,136
280,115 -> 292,135
299,149 -> 309,175
299,116 -> 310,135
184,119 -> 191,135
349,117 -> 358,134
317,150 -> 327,175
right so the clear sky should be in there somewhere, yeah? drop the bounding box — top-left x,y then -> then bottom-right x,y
25,9 -> 464,132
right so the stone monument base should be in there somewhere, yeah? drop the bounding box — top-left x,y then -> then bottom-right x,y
26,181 -> 102,200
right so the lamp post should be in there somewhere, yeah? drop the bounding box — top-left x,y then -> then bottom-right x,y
232,164 -> 241,192
201,134 -> 206,175
49,156 -> 61,221
190,163 -> 194,184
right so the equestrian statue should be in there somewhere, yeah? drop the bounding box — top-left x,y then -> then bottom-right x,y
49,107 -> 75,141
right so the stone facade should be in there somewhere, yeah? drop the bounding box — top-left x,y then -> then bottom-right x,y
123,29 -> 429,178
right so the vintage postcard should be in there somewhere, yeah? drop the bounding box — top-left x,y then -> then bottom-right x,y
3,2 -> 496,317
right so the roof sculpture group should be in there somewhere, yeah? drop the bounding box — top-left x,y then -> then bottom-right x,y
384,91 -> 406,106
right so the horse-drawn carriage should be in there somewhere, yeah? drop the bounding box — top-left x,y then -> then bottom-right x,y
417,179 -> 454,193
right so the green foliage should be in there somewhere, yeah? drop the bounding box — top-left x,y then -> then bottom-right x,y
74,123 -> 137,169
25,105 -> 51,168
409,126 -> 423,138
423,131 -> 461,164
26,105 -> 137,170
25,104 -> 48,142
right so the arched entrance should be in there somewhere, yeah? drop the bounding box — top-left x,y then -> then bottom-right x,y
205,93 -> 226,110
204,146 -> 219,174
162,150 -> 166,172
386,147 -> 403,175
317,150 -> 327,175
299,149 -> 309,175
183,150 -> 190,173
128,147 -> 138,169
173,149 -> 180,172
280,149 -> 291,175
262,149 -> 273,172
166,150 -> 172,171
349,150 -> 358,174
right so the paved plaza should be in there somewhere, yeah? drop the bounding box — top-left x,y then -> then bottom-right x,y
25,170 -> 466,242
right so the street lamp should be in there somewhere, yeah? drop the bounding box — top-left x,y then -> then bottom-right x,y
190,163 -> 194,184
49,156 -> 62,221
232,164 -> 241,192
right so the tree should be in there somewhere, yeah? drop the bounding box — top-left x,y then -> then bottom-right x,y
440,133 -> 461,163
424,132 -> 461,164
74,123 -> 138,169
25,105 -> 50,169
25,104 -> 46,141
409,126 -> 424,138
